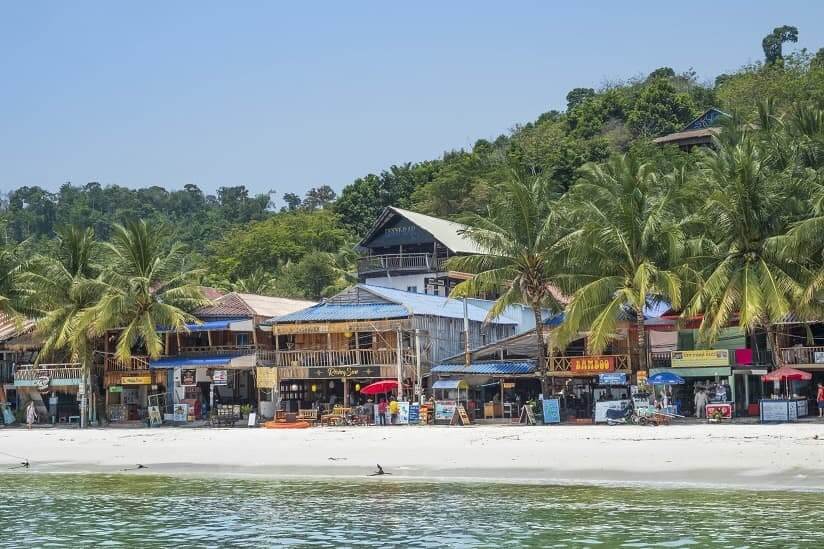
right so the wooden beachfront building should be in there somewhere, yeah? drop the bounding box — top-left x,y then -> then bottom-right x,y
356,206 -> 487,297
99,291 -> 314,423
652,107 -> 730,150
256,284 -> 520,411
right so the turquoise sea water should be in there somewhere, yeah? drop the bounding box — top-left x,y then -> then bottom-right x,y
1,474 -> 823,548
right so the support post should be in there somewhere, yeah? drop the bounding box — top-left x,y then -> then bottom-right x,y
414,329 -> 422,404
396,327 -> 404,401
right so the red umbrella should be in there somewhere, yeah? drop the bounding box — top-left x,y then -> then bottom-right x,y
761,367 -> 812,382
360,379 -> 405,395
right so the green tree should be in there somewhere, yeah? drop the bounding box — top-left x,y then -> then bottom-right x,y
556,155 -> 687,372
626,78 -> 696,137
684,136 -> 809,355
762,25 -> 798,65
565,87 -> 595,110
24,226 -> 103,428
230,268 -> 277,295
448,174 -> 567,396
83,221 -> 208,361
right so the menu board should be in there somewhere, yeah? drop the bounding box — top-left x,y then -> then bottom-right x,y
434,401 -> 457,422
408,403 -> 420,424
180,369 -> 197,386
760,400 -> 798,422
542,398 -> 561,424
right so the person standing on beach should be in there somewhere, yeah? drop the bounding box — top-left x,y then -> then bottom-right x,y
816,383 -> 824,418
377,398 -> 387,426
25,401 -> 37,429
389,397 -> 399,425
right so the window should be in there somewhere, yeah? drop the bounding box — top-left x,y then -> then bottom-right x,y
407,286 -> 418,293
235,333 -> 250,347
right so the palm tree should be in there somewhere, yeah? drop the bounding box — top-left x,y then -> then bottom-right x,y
84,221 -> 208,362
0,239 -> 31,320
24,226 -> 104,427
555,155 -> 687,373
231,268 -> 277,295
684,135 -> 810,357
447,174 -> 567,396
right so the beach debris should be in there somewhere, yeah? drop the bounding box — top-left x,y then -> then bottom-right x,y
368,464 -> 391,476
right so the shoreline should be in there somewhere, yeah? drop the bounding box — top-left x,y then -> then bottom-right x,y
3,423 -> 824,492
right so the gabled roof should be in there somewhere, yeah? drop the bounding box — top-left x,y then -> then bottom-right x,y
357,284 -> 518,324
681,107 -> 730,131
358,206 -> 484,254
269,303 -> 410,324
194,292 -> 316,320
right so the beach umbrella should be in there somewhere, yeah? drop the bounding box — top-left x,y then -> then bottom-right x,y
647,372 -> 685,385
360,379 -> 405,395
761,366 -> 812,382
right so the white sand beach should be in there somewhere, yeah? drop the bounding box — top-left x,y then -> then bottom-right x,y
3,423 -> 824,490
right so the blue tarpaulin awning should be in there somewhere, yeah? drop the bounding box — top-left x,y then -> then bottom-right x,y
431,361 -> 536,376
149,356 -> 233,369
157,320 -> 237,333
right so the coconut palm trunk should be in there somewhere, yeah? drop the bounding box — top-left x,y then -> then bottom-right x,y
533,305 -> 549,397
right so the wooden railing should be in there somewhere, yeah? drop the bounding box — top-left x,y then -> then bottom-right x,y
14,363 -> 83,382
357,253 -> 443,275
650,351 -> 672,369
257,348 -> 414,368
779,346 -> 824,366
103,355 -> 151,372
177,345 -> 258,356
548,354 -> 631,373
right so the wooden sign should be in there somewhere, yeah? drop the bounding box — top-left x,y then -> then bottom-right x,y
274,319 -> 407,335
306,365 -> 381,379
570,356 -> 615,373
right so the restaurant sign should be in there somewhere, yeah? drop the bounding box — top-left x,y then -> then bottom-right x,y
671,349 -> 729,368
120,375 -> 151,385
570,356 -> 615,373
306,365 -> 381,379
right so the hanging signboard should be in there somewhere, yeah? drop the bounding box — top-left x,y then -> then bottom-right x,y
598,373 -> 628,385
121,375 -> 152,385
671,349 -> 729,368
180,369 -> 197,387
109,385 -> 123,393
256,367 -> 278,388
274,319 -> 407,335
212,370 -> 228,386
570,356 -> 615,373
306,365 -> 381,379
542,398 -> 561,424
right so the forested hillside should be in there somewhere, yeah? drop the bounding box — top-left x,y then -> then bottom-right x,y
2,27 -> 823,300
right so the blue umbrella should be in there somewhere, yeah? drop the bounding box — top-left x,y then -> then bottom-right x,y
647,372 -> 685,385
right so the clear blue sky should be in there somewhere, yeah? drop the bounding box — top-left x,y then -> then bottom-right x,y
1,1 -> 823,203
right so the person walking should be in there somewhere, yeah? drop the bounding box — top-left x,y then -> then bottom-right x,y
377,398 -> 387,426
389,397 -> 400,425
816,383 -> 824,418
694,389 -> 708,419
25,401 -> 37,429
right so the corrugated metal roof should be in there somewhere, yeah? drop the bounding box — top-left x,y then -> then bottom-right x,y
359,285 -> 518,324
149,356 -> 233,369
432,379 -> 469,389
358,206 -> 484,254
431,360 -> 536,375
271,303 -> 410,323
195,292 -> 316,319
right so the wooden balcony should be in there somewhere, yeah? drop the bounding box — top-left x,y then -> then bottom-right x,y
779,346 -> 824,368
13,363 -> 83,386
257,348 -> 414,368
102,354 -> 151,372
650,351 -> 672,369
357,253 -> 443,276
548,354 -> 631,375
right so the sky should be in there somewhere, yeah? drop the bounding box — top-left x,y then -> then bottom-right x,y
1,1 -> 824,203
